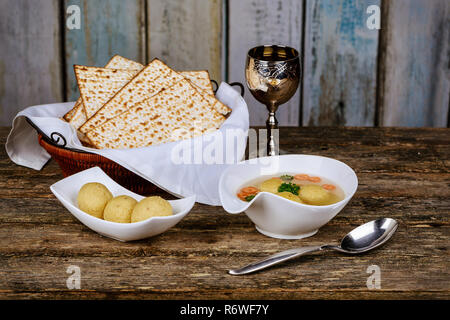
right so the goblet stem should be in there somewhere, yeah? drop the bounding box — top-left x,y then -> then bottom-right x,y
266,111 -> 278,156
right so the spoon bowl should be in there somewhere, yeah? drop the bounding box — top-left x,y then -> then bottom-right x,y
229,218 -> 398,275
338,218 -> 399,253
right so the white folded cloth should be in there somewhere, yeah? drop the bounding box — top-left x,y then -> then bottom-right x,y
6,83 -> 249,205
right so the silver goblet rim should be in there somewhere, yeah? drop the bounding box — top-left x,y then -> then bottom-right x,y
247,45 -> 300,63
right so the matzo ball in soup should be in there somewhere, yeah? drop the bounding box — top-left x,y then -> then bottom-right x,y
237,173 -> 344,206
260,177 -> 283,193
276,191 -> 304,203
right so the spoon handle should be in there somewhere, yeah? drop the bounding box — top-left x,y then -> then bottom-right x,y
228,245 -> 323,275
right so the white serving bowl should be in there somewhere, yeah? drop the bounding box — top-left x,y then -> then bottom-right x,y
50,167 -> 196,242
219,154 -> 358,239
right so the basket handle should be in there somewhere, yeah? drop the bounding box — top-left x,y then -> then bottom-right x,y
26,117 -> 89,153
49,132 -> 67,146
212,80 -> 245,97
26,117 -> 67,147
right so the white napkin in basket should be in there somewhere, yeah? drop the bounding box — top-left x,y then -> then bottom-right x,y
5,83 -> 249,205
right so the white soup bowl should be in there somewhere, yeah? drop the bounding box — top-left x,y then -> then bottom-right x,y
219,154 -> 358,239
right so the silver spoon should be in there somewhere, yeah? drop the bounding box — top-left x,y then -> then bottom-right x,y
229,218 -> 398,275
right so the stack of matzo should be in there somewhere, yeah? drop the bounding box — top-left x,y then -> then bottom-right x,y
64,55 -> 144,129
63,55 -> 231,149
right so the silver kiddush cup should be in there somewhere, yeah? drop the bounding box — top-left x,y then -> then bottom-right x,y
245,45 -> 300,156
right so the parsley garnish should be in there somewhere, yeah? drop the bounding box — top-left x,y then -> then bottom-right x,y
278,182 -> 300,195
245,195 -> 256,202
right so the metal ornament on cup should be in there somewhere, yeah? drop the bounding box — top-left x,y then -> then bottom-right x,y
245,45 -> 300,156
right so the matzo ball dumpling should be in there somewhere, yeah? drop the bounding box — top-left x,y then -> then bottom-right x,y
77,182 -> 113,218
103,195 -> 137,223
299,184 -> 332,206
260,178 -> 282,194
276,192 -> 304,203
131,196 -> 173,223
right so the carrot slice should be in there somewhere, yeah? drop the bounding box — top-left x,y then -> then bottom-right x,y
240,186 -> 259,195
322,184 -> 336,190
308,176 -> 321,183
237,192 -> 247,201
294,174 -> 310,180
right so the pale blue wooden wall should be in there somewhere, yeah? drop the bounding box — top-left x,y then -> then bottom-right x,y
302,0 -> 380,126
0,0 -> 448,127
64,0 -> 146,101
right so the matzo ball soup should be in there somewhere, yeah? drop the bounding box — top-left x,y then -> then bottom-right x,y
237,173 -> 345,206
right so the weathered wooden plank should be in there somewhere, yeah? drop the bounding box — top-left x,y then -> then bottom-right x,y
378,0 -> 450,127
0,197 -> 448,251
2,126 -> 449,179
0,0 -> 63,126
147,0 -> 223,82
64,0 -> 146,100
3,127 -> 448,148
228,0 -> 303,126
1,176 -> 449,224
302,0 -> 380,126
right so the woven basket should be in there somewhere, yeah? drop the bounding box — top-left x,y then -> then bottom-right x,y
38,134 -> 159,195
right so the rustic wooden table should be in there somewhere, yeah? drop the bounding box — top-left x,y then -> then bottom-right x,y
0,127 -> 448,299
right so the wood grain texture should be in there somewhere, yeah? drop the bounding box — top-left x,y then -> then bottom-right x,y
378,0 -> 450,127
0,126 -> 449,299
302,0 -> 380,126
228,0 -> 303,126
147,0 -> 223,83
0,0 -> 63,126
64,0 -> 146,101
